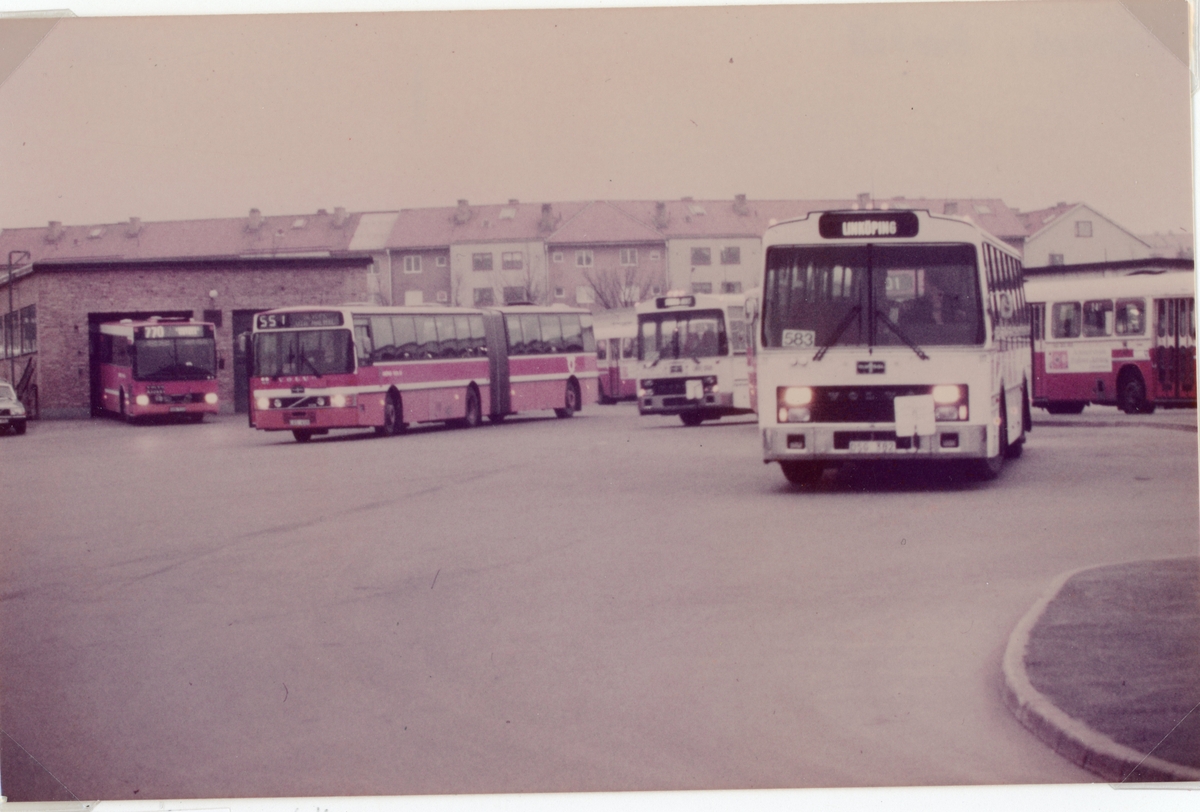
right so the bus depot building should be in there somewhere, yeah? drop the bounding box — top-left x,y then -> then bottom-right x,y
0,211 -> 377,418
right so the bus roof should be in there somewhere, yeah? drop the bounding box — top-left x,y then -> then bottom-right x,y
1024,271 -> 1197,303
633,291 -> 749,314
762,208 -> 1019,257
98,318 -> 213,337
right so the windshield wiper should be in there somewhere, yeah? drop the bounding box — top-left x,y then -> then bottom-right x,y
813,305 -> 862,362
299,353 -> 325,378
874,310 -> 929,361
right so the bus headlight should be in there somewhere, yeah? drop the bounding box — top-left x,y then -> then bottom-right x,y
931,385 -> 963,404
204,392 -> 219,405
931,385 -> 968,421
135,394 -> 150,407
779,386 -> 814,407
331,393 -> 348,408
256,396 -> 271,410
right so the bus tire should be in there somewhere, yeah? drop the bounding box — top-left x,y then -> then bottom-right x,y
780,460 -> 824,487
680,412 -> 705,427
459,386 -> 482,429
1021,380 -> 1032,434
555,379 -> 580,418
292,429 -> 313,443
1117,370 -> 1152,415
975,396 -> 1008,479
119,391 -> 136,424
488,413 -> 507,424
376,391 -> 404,436
1044,401 -> 1086,415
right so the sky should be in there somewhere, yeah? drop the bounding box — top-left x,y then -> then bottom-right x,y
0,0 -> 1194,237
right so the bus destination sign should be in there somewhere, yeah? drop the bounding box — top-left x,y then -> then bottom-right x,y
137,324 -> 208,339
255,311 -> 344,330
819,211 -> 920,239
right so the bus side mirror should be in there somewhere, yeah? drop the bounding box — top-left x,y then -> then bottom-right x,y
745,296 -> 759,321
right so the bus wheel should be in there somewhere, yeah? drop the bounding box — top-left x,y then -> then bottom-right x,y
680,412 -> 705,427
377,392 -> 403,436
780,461 -> 824,487
119,392 -> 135,424
292,430 -> 313,443
1044,401 -> 1086,415
459,386 -> 482,428
488,413 -> 506,424
1118,371 -> 1152,415
555,380 -> 580,418
975,398 -> 1008,479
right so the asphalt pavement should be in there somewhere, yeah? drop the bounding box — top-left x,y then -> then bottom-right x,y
1004,406 -> 1199,782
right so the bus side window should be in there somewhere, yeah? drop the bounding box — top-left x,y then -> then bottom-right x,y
393,316 -> 418,360
1082,300 -> 1113,337
561,315 -> 583,352
368,316 -> 393,361
356,320 -> 376,364
435,315 -> 458,358
416,315 -> 439,358
505,314 -> 525,355
453,315 -> 472,357
1030,303 -> 1045,341
1051,302 -> 1081,339
467,314 -> 487,356
521,314 -> 544,354
1115,299 -> 1145,336
540,315 -> 565,353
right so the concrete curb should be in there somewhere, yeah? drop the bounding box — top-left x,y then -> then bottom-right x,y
1032,419 -> 1197,432
1001,562 -> 1200,782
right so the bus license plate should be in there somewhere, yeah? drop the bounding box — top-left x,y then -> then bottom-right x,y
849,440 -> 895,453
169,406 -> 186,413
289,418 -> 311,426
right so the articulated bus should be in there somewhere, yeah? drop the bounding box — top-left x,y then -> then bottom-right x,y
635,291 -> 754,426
98,318 -> 220,422
250,304 -> 598,442
593,309 -> 638,403
1025,272 -> 1195,414
752,209 -> 1031,484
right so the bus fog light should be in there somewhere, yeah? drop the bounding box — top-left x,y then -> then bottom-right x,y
204,392 -> 219,405
135,394 -> 150,407
959,404 -> 968,420
940,433 -> 959,448
778,406 -> 811,423
257,396 -> 270,410
780,386 -> 813,407
932,385 -> 963,404
934,405 -> 960,421
787,434 -> 806,449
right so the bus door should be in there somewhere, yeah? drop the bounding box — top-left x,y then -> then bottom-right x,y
1153,297 -> 1196,401
482,310 -> 510,416
1029,303 -> 1046,400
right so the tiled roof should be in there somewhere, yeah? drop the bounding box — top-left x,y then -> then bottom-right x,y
1015,202 -> 1078,238
547,201 -> 667,245
0,208 -> 364,265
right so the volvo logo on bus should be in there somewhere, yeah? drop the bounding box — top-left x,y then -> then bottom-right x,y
819,211 -> 920,239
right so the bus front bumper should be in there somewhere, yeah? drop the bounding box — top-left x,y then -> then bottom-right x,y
639,390 -> 734,416
252,406 -> 361,431
762,424 -> 989,462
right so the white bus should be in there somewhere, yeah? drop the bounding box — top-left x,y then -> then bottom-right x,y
593,308 -> 638,403
752,209 -> 1031,484
635,291 -> 754,426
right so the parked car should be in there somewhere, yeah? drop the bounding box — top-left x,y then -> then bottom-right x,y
0,382 -> 28,435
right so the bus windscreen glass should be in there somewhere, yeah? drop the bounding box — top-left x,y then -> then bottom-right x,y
638,309 -> 726,361
253,329 -> 355,377
762,243 -> 982,349
133,337 -> 217,381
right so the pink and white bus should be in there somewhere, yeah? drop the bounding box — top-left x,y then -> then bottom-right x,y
593,309 -> 638,403
1026,272 -> 1196,414
250,304 -> 598,442
98,318 -> 219,422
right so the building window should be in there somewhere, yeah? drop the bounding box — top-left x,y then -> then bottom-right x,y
650,251 -> 660,260
553,251 -> 563,263
473,252 -> 493,271
576,286 -> 595,304
1075,221 -> 1093,238
473,288 -> 495,306
721,281 -> 743,294
503,286 -> 528,304
620,248 -> 638,266
720,246 -> 741,265
436,256 -> 447,267
691,282 -> 713,294
1049,253 -> 1065,266
555,287 -> 565,299
650,285 -> 662,295
576,249 -> 594,267
404,255 -> 422,273
436,291 -> 448,303
502,251 -> 524,270
691,247 -> 711,266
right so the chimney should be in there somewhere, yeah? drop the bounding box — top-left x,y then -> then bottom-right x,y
46,221 -> 65,243
654,202 -> 669,229
246,208 -> 264,232
454,199 -> 472,225
126,217 -> 142,237
733,194 -> 749,216
538,203 -> 556,234
317,208 -> 328,216
857,193 -> 871,209
508,199 -> 519,205
333,207 -> 348,228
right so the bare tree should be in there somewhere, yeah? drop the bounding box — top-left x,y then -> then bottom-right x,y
581,265 -> 658,310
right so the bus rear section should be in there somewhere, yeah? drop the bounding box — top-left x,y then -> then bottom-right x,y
635,293 -> 753,426
487,305 -> 599,419
755,210 -> 1030,484
98,319 -> 219,422
249,307 -> 492,442
1026,273 -> 1196,414
593,309 -> 638,403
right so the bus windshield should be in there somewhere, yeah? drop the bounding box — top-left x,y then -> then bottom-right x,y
762,243 -> 983,350
638,309 -> 726,361
253,329 -> 355,377
133,337 -> 217,381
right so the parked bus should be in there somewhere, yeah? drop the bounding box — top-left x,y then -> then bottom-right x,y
593,309 -> 638,403
1025,272 -> 1196,414
751,209 -> 1031,484
97,318 -> 219,422
249,304 -> 598,442
635,291 -> 754,426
